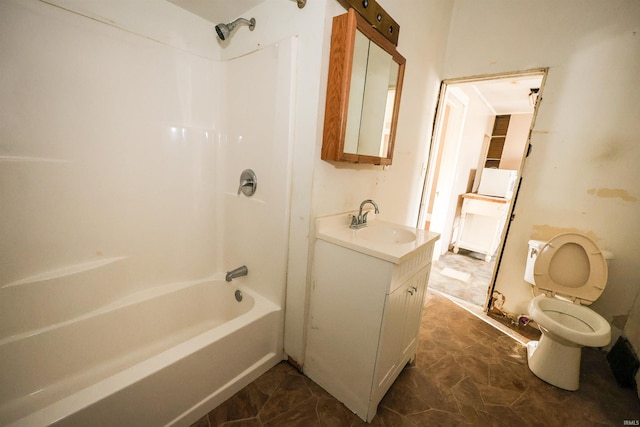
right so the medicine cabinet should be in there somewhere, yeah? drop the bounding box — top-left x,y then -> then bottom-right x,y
321,9 -> 406,165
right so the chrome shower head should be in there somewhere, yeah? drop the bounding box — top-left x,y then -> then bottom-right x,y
214,17 -> 256,41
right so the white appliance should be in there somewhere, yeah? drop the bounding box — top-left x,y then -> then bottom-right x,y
477,168 -> 517,198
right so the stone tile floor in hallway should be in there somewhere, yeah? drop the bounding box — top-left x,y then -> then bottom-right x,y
428,249 -> 495,308
191,291 -> 640,426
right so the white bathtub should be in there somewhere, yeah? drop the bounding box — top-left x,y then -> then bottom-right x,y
0,279 -> 283,426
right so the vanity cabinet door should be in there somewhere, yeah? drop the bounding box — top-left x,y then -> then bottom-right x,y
401,267 -> 430,359
372,283 -> 406,395
371,266 -> 431,404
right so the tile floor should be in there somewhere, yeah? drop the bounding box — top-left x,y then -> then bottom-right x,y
191,291 -> 640,426
428,249 -> 495,308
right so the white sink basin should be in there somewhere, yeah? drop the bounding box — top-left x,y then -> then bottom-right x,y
357,225 -> 417,244
315,214 -> 439,264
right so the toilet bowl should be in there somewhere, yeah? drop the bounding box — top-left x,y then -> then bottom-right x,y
524,233 -> 611,391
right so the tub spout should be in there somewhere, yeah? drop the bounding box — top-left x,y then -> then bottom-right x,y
226,265 -> 248,282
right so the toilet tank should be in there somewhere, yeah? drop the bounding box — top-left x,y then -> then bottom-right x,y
524,240 -> 546,285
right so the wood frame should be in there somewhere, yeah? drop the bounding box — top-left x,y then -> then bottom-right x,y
321,9 -> 406,166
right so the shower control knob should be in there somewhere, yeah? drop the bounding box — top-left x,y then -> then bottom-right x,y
237,169 -> 257,196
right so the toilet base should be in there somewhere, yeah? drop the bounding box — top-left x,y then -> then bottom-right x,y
526,334 -> 582,391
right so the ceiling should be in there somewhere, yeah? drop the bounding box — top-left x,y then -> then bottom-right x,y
457,76 -> 544,115
167,0 -> 264,24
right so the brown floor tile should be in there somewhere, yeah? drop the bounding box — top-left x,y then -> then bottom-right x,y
379,379 -> 430,416
476,383 -> 522,406
220,419 -> 263,427
484,404 -> 527,427
207,383 -> 269,425
258,374 -> 313,423
454,353 -> 490,386
262,397 -> 320,427
253,361 -> 299,395
315,398 -> 362,426
367,405 -> 415,426
452,377 -> 485,410
424,354 -> 467,389
195,291 -> 640,427
407,408 -> 472,427
190,415 -> 210,427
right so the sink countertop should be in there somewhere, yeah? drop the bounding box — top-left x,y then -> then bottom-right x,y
315,213 -> 440,264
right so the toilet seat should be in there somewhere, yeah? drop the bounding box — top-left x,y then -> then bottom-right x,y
533,233 -> 607,305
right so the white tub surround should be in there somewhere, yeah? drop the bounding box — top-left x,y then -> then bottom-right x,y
1,1 -> 296,425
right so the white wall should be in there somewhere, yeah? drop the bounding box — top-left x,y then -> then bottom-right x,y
311,0 -> 455,226
444,0 -> 640,339
285,0 -> 455,364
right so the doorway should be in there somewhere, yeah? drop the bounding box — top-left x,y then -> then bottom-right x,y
418,70 -> 547,311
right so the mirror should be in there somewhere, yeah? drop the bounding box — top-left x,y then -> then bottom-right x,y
322,9 -> 406,165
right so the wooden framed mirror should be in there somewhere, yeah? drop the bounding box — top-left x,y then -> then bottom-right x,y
321,9 -> 406,165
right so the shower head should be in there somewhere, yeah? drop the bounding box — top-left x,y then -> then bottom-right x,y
214,17 -> 256,41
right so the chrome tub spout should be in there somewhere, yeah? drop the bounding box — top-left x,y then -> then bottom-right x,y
226,265 -> 248,282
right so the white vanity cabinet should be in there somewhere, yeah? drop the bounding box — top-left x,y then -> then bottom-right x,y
304,215 -> 439,422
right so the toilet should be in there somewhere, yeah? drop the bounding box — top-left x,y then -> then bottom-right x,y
524,233 -> 611,391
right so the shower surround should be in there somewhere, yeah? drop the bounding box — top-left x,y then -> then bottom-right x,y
0,1 -> 295,425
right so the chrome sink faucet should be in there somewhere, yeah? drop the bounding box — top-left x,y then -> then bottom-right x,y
350,199 -> 379,229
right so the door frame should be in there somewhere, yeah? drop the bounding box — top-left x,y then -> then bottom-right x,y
421,87 -> 468,257
418,68 -> 548,311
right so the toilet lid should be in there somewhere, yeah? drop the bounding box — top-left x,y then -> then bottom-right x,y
533,233 -> 607,305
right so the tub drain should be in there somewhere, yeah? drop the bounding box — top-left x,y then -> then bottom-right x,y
235,289 -> 243,302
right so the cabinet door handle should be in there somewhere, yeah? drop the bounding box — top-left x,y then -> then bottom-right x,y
407,286 -> 417,296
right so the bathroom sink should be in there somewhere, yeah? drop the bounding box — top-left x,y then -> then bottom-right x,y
315,214 -> 439,264
357,224 -> 417,244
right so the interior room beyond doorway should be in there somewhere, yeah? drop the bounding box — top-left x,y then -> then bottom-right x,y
419,71 -> 546,311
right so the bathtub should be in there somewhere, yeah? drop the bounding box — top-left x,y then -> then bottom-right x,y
0,279 -> 283,426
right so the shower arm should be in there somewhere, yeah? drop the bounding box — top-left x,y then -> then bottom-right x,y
228,17 -> 255,32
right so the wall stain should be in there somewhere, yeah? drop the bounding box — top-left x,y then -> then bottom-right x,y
591,142 -> 626,162
531,225 -> 600,242
587,187 -> 638,202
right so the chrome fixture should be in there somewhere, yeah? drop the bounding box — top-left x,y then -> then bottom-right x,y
237,169 -> 257,196
235,289 -> 243,302
226,265 -> 248,282
350,199 -> 380,229
215,17 -> 256,41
